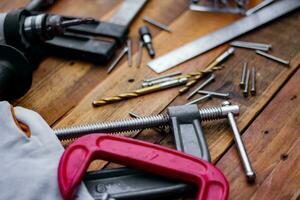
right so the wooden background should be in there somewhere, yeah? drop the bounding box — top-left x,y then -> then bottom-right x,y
1,0 -> 300,199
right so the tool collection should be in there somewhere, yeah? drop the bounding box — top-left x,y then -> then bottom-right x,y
0,0 -> 299,199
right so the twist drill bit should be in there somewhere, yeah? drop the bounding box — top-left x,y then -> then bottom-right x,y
93,77 -> 188,107
178,47 -> 235,94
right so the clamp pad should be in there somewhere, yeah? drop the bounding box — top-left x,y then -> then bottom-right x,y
58,134 -> 228,200
168,104 -> 211,161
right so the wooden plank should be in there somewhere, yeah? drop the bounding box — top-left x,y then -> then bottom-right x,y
55,6 -> 300,172
216,61 -> 300,200
13,0 -> 189,124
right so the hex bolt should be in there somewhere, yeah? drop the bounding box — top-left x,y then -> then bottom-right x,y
222,101 -> 256,183
54,103 -> 240,140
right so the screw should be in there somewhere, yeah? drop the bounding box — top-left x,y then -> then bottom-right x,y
250,67 -> 256,96
243,68 -> 250,97
240,63 -> 248,89
222,101 -> 256,183
54,103 -> 240,140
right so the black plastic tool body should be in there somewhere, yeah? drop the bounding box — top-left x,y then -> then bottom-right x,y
84,105 -> 211,199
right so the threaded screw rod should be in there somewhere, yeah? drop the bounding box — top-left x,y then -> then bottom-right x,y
54,103 -> 239,140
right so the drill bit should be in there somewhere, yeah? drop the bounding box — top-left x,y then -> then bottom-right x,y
93,77 -> 188,107
60,17 -> 95,28
179,47 -> 234,94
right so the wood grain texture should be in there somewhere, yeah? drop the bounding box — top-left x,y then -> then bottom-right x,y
1,1 -> 300,199
217,55 -> 300,200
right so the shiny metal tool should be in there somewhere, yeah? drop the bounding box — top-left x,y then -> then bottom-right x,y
92,77 -> 188,107
245,0 -> 276,16
143,16 -> 172,32
230,41 -> 271,51
148,0 -> 300,73
142,71 -> 183,87
185,94 -> 212,105
240,63 -> 248,89
187,74 -> 215,100
197,90 -> 230,99
222,101 -> 256,182
129,112 -> 164,133
54,102 -> 240,140
139,26 -> 155,57
136,40 -> 143,68
250,67 -> 256,96
256,50 -> 290,66
179,47 -> 234,94
144,71 -> 182,82
107,47 -> 128,73
243,68 -> 250,97
127,39 -> 132,67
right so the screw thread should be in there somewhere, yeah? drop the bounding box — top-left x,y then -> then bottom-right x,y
199,107 -> 224,121
55,114 -> 169,140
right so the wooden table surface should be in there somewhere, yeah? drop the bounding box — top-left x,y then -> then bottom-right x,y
2,0 -> 300,199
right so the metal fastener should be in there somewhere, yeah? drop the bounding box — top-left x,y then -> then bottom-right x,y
222,101 -> 256,183
243,68 -> 250,97
185,94 -> 212,105
54,103 -> 240,140
107,47 -> 128,73
143,16 -> 172,33
240,63 -> 248,89
127,39 -> 132,67
250,67 -> 256,96
187,74 -> 215,100
256,50 -> 290,66
197,90 -> 230,99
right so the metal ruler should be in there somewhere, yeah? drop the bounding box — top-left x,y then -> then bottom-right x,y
109,0 -> 148,27
148,0 -> 300,73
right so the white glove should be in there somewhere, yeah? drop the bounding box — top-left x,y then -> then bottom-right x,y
0,101 -> 93,200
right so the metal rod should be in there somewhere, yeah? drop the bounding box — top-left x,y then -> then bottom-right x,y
250,67 -> 256,96
243,68 -> 250,97
187,74 -> 215,100
246,0 -> 276,16
256,50 -> 290,66
231,41 -> 272,49
129,112 -> 164,133
144,71 -> 182,82
240,63 -> 248,89
143,16 -> 172,32
222,102 -> 255,183
107,47 -> 128,73
197,90 -> 230,99
230,42 -> 269,51
136,40 -> 143,68
127,39 -> 132,67
185,94 -> 212,105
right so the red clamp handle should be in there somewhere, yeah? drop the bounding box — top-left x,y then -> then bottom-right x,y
58,134 -> 229,200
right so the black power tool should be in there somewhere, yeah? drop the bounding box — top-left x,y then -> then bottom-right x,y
0,9 -> 92,100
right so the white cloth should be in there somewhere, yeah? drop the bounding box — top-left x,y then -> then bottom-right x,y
0,101 -> 93,200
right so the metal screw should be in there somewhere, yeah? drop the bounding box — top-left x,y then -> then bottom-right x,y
243,68 -> 250,97
54,103 -> 240,140
240,63 -> 248,89
256,50 -> 290,66
222,101 -> 256,183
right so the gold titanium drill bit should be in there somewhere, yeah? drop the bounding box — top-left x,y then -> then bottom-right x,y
92,77 -> 188,107
178,47 -> 235,94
